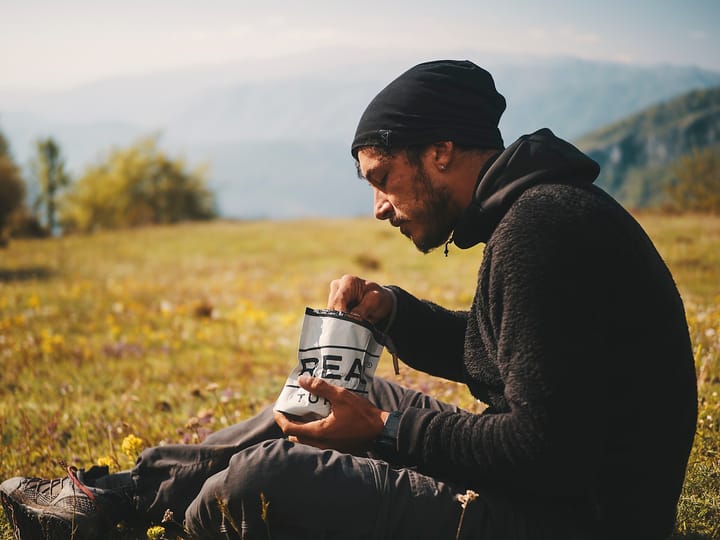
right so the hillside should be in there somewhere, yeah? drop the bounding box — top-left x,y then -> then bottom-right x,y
576,87 -> 720,208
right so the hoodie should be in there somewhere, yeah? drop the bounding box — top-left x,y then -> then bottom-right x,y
386,129 -> 697,538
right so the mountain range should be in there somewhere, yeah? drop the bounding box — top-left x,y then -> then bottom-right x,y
577,87 -> 720,208
2,51 -> 720,218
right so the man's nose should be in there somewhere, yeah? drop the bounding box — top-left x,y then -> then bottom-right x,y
373,188 -> 393,220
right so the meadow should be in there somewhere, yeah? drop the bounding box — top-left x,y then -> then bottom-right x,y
1,214 -> 718,539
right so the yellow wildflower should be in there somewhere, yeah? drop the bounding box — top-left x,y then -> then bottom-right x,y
146,525 -> 165,540
121,434 -> 144,461
96,455 -> 116,470
40,341 -> 53,355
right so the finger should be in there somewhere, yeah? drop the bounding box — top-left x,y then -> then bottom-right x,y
327,275 -> 363,312
327,276 -> 392,326
326,275 -> 346,310
274,409 -> 326,437
297,375 -> 344,402
349,287 -> 391,325
327,279 -> 340,308
274,410 -> 295,432
274,409 -> 321,431
280,415 -> 328,439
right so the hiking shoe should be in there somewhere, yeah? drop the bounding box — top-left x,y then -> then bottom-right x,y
0,466 -> 119,540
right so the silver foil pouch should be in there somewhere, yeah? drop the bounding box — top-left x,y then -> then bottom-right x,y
274,308 -> 386,420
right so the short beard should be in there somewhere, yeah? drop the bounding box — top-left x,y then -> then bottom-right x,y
410,165 -> 456,254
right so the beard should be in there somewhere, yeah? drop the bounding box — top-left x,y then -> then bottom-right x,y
404,165 -> 457,254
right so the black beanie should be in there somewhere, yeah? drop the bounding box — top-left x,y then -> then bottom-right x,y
351,60 -> 506,158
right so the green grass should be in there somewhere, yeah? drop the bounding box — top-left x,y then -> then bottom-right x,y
1,214 -> 719,539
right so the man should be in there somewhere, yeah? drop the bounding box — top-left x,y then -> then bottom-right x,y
2,60 -> 697,539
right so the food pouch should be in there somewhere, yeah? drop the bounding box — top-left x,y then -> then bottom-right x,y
274,308 -> 386,420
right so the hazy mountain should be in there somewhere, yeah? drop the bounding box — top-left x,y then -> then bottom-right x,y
199,139 -> 373,219
576,87 -> 720,208
2,52 -> 720,218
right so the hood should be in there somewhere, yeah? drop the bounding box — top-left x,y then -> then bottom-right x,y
452,128 -> 600,249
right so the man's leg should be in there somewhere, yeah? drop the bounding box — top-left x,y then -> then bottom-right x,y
131,377 -> 460,524
184,438 -> 480,540
0,377 -> 467,538
200,403 -> 283,446
0,407 -> 286,538
131,406 -> 283,523
184,432 -> 596,539
181,379 -> 493,539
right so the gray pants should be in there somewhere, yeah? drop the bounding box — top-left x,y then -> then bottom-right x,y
129,378 -> 589,539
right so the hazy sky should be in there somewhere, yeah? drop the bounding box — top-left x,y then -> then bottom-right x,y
1,0 -> 719,90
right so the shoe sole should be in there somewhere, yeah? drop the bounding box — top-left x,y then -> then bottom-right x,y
1,491 -> 86,540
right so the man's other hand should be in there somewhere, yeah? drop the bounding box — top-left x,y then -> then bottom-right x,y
273,375 -> 389,454
327,275 -> 394,327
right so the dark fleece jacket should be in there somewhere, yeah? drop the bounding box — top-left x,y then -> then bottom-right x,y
387,129 -> 697,538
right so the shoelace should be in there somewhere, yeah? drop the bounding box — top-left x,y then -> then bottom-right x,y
67,465 -> 121,529
65,466 -> 98,506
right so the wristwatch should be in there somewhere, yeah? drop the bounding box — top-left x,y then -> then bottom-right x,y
375,410 -> 402,457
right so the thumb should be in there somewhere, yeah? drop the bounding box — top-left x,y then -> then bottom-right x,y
298,375 -> 342,402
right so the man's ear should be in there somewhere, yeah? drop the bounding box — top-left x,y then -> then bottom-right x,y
428,141 -> 454,172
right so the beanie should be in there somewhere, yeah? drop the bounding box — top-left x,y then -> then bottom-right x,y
351,60 -> 506,158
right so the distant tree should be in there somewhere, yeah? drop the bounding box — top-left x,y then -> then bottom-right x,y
61,136 -> 216,232
665,147 -> 720,214
0,130 -> 26,246
0,129 -> 9,155
31,137 -> 71,234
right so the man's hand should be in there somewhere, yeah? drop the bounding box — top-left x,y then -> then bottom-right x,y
274,375 -> 389,454
327,275 -> 394,327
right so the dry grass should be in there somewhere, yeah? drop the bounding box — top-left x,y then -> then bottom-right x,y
0,214 -> 718,538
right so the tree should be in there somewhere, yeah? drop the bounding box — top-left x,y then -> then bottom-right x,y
0,129 -> 9,155
31,137 -> 71,234
0,130 -> 26,246
665,146 -> 720,214
61,136 -> 216,232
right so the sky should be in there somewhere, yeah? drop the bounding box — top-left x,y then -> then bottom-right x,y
1,0 -> 719,90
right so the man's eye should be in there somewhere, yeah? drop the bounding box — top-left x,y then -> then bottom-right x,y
363,171 -> 388,190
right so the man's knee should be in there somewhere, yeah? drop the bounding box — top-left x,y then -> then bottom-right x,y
184,439 -> 297,537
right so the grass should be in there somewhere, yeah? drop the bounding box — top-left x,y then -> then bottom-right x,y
0,214 -> 718,539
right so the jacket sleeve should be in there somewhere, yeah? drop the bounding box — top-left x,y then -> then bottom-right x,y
392,197 -> 612,495
385,286 -> 469,383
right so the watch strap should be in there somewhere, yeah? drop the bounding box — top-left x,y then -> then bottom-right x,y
374,410 -> 402,458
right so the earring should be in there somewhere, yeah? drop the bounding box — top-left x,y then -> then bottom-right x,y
439,164 -> 447,171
